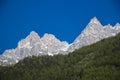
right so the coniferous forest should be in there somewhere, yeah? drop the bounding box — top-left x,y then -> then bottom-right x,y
0,33 -> 120,80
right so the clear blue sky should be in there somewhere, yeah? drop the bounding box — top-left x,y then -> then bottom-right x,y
0,0 -> 120,54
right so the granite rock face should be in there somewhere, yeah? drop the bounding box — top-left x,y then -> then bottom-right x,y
0,17 -> 120,66
0,31 -> 69,65
68,17 -> 120,52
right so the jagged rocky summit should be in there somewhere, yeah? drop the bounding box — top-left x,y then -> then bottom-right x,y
0,17 -> 120,65
0,31 -> 69,65
68,17 -> 120,52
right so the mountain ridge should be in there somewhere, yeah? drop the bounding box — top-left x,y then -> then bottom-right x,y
0,17 -> 120,65
0,30 -> 120,80
68,17 -> 120,52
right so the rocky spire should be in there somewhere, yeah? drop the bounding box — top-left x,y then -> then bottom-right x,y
89,17 -> 102,25
1,17 -> 120,66
18,31 -> 41,48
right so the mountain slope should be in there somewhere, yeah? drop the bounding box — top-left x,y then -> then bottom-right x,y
0,32 -> 120,80
68,17 -> 120,52
0,31 -> 69,65
0,17 -> 120,66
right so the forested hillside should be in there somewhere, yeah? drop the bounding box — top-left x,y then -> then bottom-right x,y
0,33 -> 120,80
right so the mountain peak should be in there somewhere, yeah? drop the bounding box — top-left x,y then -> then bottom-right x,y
82,17 -> 103,35
105,24 -> 113,29
28,31 -> 40,40
114,23 -> 120,30
114,23 -> 120,26
1,17 -> 120,66
42,33 -> 56,40
18,31 -> 40,48
89,17 -> 102,25
29,31 -> 40,38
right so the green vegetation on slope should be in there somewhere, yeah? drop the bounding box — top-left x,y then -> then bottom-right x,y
0,33 -> 120,80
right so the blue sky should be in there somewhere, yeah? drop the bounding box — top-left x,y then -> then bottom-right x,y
0,0 -> 120,54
